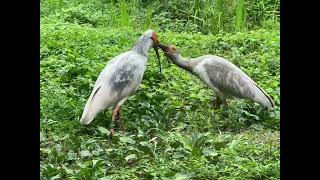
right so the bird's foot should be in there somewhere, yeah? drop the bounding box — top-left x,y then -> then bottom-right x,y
222,101 -> 229,111
115,118 -> 123,131
213,104 -> 221,110
212,96 -> 229,110
109,121 -> 122,133
211,98 -> 222,110
109,120 -> 122,141
110,120 -> 122,132
109,120 -> 117,134
109,128 -> 116,134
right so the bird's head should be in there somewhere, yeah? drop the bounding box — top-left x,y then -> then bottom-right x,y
151,31 -> 160,48
158,44 -> 180,60
141,29 -> 162,72
141,29 -> 160,48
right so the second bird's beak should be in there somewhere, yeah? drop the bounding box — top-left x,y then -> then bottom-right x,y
153,40 -> 162,73
158,44 -> 169,51
158,44 -> 171,66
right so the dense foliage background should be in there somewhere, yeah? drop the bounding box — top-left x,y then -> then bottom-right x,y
40,0 -> 280,179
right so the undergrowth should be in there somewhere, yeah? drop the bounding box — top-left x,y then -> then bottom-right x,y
41,0 -> 280,179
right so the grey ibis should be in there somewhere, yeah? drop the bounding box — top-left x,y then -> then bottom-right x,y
80,30 -> 161,131
158,44 -> 274,109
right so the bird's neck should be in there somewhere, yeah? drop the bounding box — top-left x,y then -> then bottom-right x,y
132,37 -> 153,57
170,54 -> 193,72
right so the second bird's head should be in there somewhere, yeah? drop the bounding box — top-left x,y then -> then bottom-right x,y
158,44 -> 180,61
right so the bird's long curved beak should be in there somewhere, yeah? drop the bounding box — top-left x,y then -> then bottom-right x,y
158,44 -> 169,51
158,44 -> 171,65
153,44 -> 162,73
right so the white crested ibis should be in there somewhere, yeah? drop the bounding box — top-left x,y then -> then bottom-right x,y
80,29 -> 161,130
158,44 -> 274,109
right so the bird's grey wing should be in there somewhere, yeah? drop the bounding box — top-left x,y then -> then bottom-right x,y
81,51 -> 147,124
239,73 -> 275,108
80,52 -> 132,124
196,56 -> 274,108
107,52 -> 147,100
218,58 -> 275,107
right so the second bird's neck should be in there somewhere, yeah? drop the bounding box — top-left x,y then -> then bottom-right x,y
170,54 -> 193,73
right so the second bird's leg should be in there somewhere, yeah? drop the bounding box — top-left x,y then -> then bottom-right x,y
212,97 -> 229,110
221,99 -> 228,110
212,96 -> 223,109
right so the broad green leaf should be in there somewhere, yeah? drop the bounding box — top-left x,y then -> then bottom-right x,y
174,172 -> 194,180
80,150 -> 92,158
125,154 -> 137,161
100,176 -> 114,180
119,137 -> 136,144
98,126 -> 110,136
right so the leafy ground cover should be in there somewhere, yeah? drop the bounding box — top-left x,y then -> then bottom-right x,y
41,0 -> 280,179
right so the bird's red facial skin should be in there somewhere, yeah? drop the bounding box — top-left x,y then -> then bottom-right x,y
151,32 -> 159,46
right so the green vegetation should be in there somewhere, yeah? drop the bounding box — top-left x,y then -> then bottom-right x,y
41,0 -> 280,179
40,0 -> 279,34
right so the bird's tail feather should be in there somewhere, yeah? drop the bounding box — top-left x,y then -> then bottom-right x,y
253,83 -> 275,109
80,110 -> 95,125
80,85 -> 102,125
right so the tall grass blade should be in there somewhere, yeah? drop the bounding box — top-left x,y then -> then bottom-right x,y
235,0 -> 245,32
120,0 -> 129,27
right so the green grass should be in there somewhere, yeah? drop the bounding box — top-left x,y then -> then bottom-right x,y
40,0 -> 279,34
235,0 -> 246,32
41,0 -> 279,179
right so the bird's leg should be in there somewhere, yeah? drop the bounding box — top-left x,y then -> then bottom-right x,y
115,106 -> 122,130
212,96 -> 223,110
221,99 -> 229,111
111,106 -> 121,132
110,98 -> 127,133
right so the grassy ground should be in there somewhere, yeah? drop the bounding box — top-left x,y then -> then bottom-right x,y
41,0 -> 280,179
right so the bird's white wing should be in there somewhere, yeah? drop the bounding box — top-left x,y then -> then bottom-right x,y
80,51 -> 147,124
